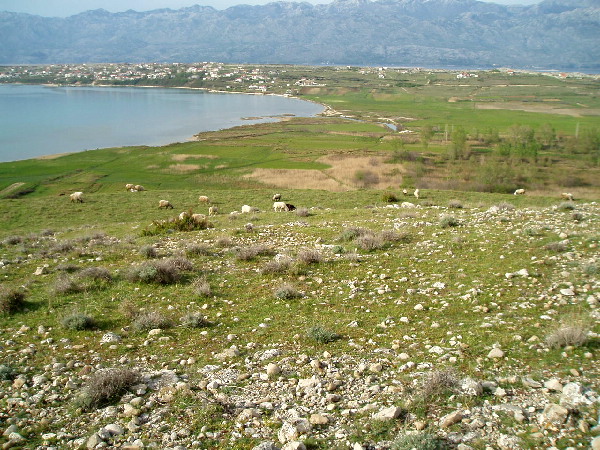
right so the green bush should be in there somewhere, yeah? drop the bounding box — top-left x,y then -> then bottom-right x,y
0,287 -> 25,315
180,313 -> 212,329
439,215 -> 460,228
307,325 -> 340,344
383,192 -> 399,203
62,312 -> 96,330
0,364 -> 16,381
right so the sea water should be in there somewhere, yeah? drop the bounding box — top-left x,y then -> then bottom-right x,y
0,84 -> 324,162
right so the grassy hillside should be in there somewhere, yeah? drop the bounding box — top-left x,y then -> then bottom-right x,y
0,68 -> 599,449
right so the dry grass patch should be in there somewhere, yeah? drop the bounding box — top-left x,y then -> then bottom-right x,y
244,155 -> 406,192
166,164 -> 202,173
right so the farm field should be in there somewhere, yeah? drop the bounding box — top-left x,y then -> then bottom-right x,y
0,66 -> 599,449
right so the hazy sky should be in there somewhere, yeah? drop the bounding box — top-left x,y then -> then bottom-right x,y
0,0 -> 541,17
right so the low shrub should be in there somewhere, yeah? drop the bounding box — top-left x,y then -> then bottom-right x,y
215,236 -> 232,248
61,312 -> 96,330
0,287 -> 25,315
127,258 -> 192,284
261,257 -> 292,274
131,311 -> 173,331
296,207 -> 311,217
51,240 -> 76,253
0,364 -> 16,381
79,266 -> 112,281
382,192 -> 399,203
558,201 -> 576,211
391,433 -> 448,450
53,274 -> 84,295
421,369 -> 459,400
355,233 -> 385,251
180,313 -> 212,329
448,199 -> 463,209
75,368 -> 141,411
545,313 -> 591,349
336,227 -> 370,242
307,325 -> 340,344
3,235 -> 23,245
141,213 -> 213,236
139,245 -> 158,259
496,202 -> 515,211
234,245 -> 274,261
439,215 -> 460,228
572,212 -> 584,222
274,283 -> 302,300
186,244 -> 212,257
192,276 -> 212,297
296,248 -> 323,265
544,241 -> 569,253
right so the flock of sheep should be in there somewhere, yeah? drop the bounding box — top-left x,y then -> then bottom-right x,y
67,185 -> 576,211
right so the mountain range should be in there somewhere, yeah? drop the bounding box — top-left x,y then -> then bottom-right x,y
0,0 -> 598,70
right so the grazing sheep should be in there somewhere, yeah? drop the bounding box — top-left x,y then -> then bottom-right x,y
125,183 -> 135,191
402,189 -> 408,196
198,195 -> 210,204
273,201 -> 287,212
70,192 -> 84,203
191,213 -> 206,223
134,185 -> 145,192
561,192 -> 574,201
179,211 -> 189,221
285,203 -> 296,211
272,193 -> 282,201
158,200 -> 173,209
414,189 -> 420,200
208,206 -> 218,216
514,188 -> 526,195
241,205 -> 254,214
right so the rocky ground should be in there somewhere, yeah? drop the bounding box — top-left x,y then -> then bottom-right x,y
1,200 -> 599,449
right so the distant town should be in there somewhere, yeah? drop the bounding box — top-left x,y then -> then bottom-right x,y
1,62 -> 594,96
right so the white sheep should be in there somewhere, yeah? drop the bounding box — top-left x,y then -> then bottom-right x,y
70,192 -> 84,203
514,188 -> 525,195
134,185 -> 145,192
198,195 -> 210,203
273,201 -> 288,212
125,183 -> 135,191
241,205 -> 254,214
272,193 -> 282,201
208,206 -> 218,216
402,189 -> 408,196
179,211 -> 189,221
158,200 -> 173,209
413,189 -> 420,200
560,192 -> 574,201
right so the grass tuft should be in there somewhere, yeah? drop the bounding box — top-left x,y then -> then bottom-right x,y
180,313 -> 212,329
439,215 -> 460,228
274,282 -> 302,300
75,368 -> 141,411
131,310 -> 173,331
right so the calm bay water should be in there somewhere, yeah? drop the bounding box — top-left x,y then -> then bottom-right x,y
0,84 -> 324,162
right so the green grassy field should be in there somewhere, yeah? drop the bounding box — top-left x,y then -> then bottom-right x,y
0,67 -> 598,449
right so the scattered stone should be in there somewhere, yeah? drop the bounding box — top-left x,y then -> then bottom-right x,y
539,404 -> 569,427
373,406 -> 404,421
487,348 -> 505,359
439,410 -> 463,428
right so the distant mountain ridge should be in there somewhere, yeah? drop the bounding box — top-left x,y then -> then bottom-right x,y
0,0 -> 598,70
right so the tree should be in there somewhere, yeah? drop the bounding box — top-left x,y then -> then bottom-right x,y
420,125 -> 434,149
449,126 -> 468,160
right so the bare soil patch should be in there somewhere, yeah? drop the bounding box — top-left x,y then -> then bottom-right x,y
244,155 -> 405,191
0,182 -> 25,196
171,154 -> 218,162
